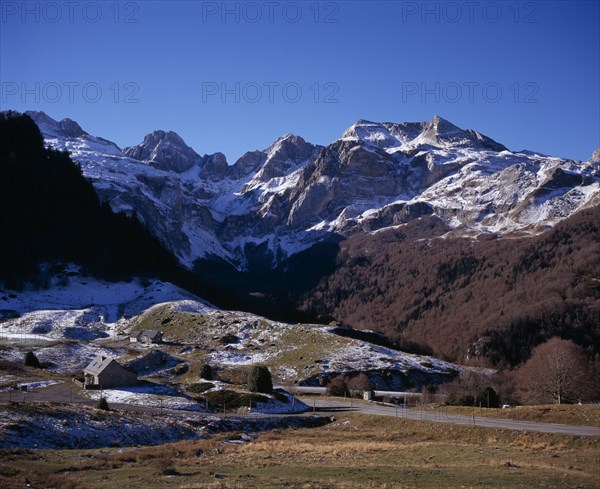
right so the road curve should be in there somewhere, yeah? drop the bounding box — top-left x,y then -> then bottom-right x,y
301,397 -> 600,437
2,384 -> 598,437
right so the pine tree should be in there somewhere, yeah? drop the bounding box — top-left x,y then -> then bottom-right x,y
248,365 -> 272,393
200,363 -> 213,380
97,397 -> 110,411
24,351 -> 41,368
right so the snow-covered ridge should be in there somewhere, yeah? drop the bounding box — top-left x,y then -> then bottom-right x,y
0,274 -> 465,389
23,110 -> 600,269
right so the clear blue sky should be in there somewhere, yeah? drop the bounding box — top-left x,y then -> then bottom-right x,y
1,1 -> 598,162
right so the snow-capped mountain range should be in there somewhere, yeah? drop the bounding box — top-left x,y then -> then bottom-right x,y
26,111 -> 600,269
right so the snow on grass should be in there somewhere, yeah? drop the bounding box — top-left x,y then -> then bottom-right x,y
251,390 -> 308,414
319,329 -> 460,375
0,274 -> 204,323
0,402 -> 330,450
0,375 -> 18,384
206,349 -> 274,366
0,404 -> 203,449
0,309 -> 108,341
85,382 -> 205,412
166,299 -> 217,315
126,349 -> 184,376
16,343 -> 118,374
0,332 -> 54,342
0,380 -> 61,392
0,275 -> 209,342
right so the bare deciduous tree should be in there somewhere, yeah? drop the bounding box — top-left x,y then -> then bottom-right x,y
516,337 -> 594,404
347,373 -> 372,396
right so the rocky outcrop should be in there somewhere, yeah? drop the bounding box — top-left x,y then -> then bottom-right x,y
200,152 -> 229,181
27,111 -> 600,270
124,130 -> 202,173
26,111 -> 88,138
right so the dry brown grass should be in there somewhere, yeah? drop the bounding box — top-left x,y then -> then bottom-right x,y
1,413 -> 598,488
419,403 -> 600,427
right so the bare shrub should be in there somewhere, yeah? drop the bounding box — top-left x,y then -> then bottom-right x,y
347,373 -> 372,397
326,375 -> 349,397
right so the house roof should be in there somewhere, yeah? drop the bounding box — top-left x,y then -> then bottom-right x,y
137,330 -> 162,339
84,355 -> 115,376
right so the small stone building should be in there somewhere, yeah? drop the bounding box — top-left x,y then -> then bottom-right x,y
83,355 -> 137,388
130,330 -> 163,344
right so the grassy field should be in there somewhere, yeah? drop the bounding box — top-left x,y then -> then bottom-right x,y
416,403 -> 600,427
1,412 -> 598,489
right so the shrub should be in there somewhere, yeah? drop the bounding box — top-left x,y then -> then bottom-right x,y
97,397 -> 110,411
187,382 -> 214,394
454,394 -> 475,406
172,363 -> 189,375
199,363 -> 213,380
422,384 -> 437,403
215,367 -> 248,384
23,351 -> 41,369
248,365 -> 273,394
204,390 -> 268,410
326,375 -> 349,397
220,334 -> 239,345
477,386 -> 500,408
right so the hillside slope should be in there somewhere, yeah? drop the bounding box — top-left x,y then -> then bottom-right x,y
294,205 -> 600,366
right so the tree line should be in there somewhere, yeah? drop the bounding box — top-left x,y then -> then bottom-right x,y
0,111 -> 179,289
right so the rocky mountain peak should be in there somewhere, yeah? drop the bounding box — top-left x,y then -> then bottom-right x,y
246,134 -> 320,186
265,134 -> 313,158
231,150 -> 268,180
429,114 -> 462,134
590,148 -> 600,163
339,119 -> 406,149
123,130 -> 201,173
25,111 -> 88,138
27,110 -> 600,272
200,152 -> 229,180
340,116 -> 507,153
58,118 -> 87,138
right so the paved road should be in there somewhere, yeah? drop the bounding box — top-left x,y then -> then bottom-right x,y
0,382 -> 92,405
2,384 -> 598,437
302,397 -> 600,437
280,385 -> 422,399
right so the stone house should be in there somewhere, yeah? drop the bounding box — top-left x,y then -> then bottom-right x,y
130,330 -> 163,344
83,355 -> 137,388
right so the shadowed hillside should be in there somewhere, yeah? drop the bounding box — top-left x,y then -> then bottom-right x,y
293,206 -> 600,366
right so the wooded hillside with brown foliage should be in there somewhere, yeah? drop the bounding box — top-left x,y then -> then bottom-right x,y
295,205 -> 600,367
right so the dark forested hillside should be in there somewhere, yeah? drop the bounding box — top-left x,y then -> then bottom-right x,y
293,207 -> 600,367
0,111 -> 177,288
